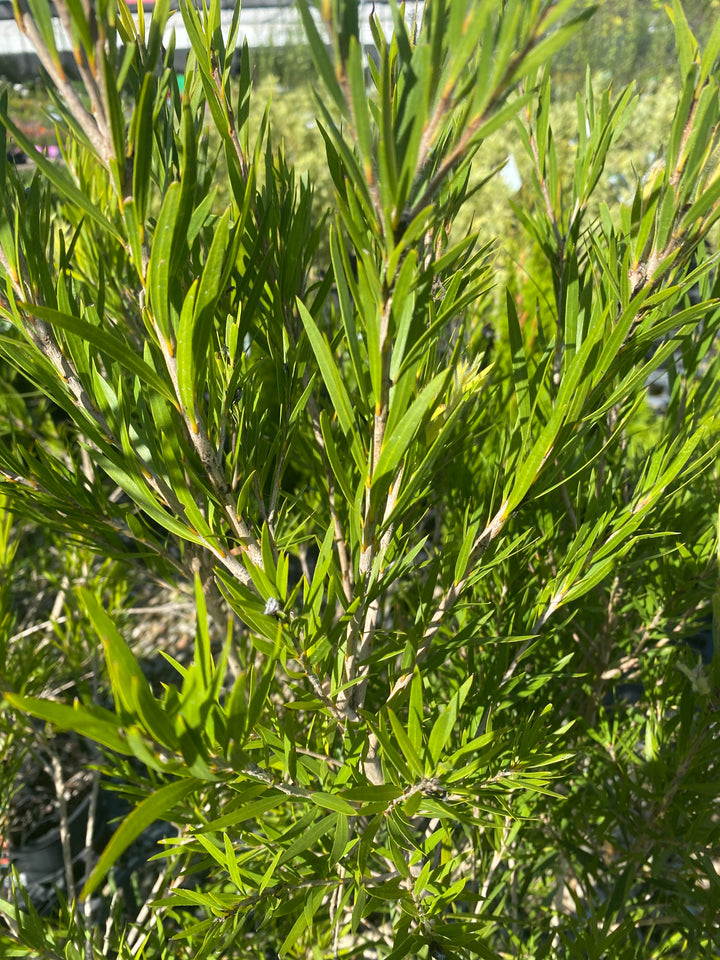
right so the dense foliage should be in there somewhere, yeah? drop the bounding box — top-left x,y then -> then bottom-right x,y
1,0 -> 720,958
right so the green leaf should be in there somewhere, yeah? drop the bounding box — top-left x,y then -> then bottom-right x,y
329,226 -> 366,396
81,778 -> 200,899
192,569 -> 214,690
408,668 -> 424,754
508,6 -> 596,85
101,49 -> 128,194
668,0 -> 698,79
279,885 -> 326,956
329,811 -> 350,868
200,792 -> 286,831
93,451 -> 207,544
309,791 -> 357,815
387,707 -> 424,779
427,698 -> 458,767
681,167 -> 720,229
147,0 -> 172,69
194,208 -> 233,328
147,181 -> 182,345
0,110 -> 121,242
17,302 -> 176,406
453,510 -> 479,583
319,410 -> 355,503
297,297 -> 355,437
131,73 -> 157,227
506,289 -> 532,447
81,587 -> 179,750
296,0 -> 348,118
699,9 -> 720,85
374,370 -> 448,485
176,278 -> 201,429
278,812 -> 338,865
3,693 -> 130,754
347,36 -> 373,173
378,44 -> 399,220
122,198 -> 144,278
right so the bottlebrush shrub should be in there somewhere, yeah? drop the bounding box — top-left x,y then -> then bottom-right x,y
1,0 -> 720,958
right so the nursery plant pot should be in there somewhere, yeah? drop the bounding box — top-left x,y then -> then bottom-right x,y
4,732 -> 110,912
8,791 -> 92,889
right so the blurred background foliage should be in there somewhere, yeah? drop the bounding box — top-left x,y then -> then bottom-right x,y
1,0 -> 715,286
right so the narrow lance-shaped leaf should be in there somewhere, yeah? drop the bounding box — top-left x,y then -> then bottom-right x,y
320,409 -> 355,504
147,181 -> 183,347
3,693 -> 131,754
176,278 -> 201,431
507,289 -> 532,447
81,778 -> 200,899
508,5 -> 596,85
427,696 -> 458,768
17,301 -> 177,406
309,792 -> 357,815
297,297 -> 356,437
374,369 -> 449,486
278,812 -> 339,866
295,0 -> 348,118
699,8 -> 720,86
0,110 -> 122,241
130,73 -> 157,230
170,101 -> 200,279
101,49 -> 128,194
347,36 -> 373,178
81,587 -> 179,750
387,707 -> 424,779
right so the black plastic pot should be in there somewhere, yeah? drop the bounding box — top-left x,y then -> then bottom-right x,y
5,788 -> 120,914
9,790 -> 92,885
6,767 -> 171,915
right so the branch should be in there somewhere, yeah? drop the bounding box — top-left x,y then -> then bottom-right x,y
406,14 -> 555,224
387,500 -> 509,700
22,316 -> 117,442
306,392 -> 354,601
339,297 -> 394,714
16,10 -> 112,165
48,748 -> 77,905
54,0 -> 112,153
352,465 -> 404,712
154,327 -> 264,573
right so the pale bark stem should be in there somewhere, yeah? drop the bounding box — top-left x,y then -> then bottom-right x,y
306,392 -> 354,600
154,326 -> 263,571
387,501 -> 509,700
17,12 -> 110,164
